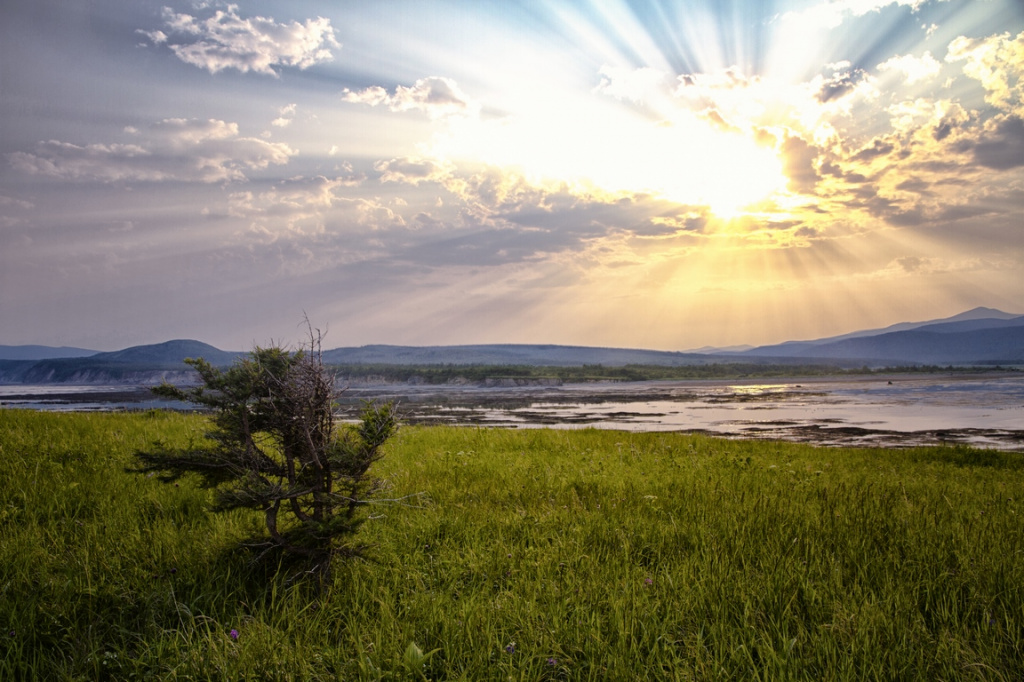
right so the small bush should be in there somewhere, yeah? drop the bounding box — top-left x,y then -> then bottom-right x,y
131,334 -> 398,582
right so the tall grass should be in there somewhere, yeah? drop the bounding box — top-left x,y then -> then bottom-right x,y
1,410 -> 1021,680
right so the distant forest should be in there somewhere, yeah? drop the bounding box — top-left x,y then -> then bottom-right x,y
329,363 -> 1016,385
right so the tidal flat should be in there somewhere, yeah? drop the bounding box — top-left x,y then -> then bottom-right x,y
2,372 -> 1024,451
1,409 -> 1022,680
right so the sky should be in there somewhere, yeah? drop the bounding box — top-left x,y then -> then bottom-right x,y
1,0 -> 1022,352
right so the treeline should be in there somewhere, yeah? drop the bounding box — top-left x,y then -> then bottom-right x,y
328,362 -> 1016,385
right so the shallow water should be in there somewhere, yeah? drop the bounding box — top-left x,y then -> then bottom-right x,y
339,374 -> 1024,451
3,374 -> 1023,451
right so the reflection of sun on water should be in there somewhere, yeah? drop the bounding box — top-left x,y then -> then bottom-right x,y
729,384 -> 790,395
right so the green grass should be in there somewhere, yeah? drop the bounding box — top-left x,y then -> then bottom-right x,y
1,410 -> 1022,680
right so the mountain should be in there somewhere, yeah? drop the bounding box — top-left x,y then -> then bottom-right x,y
684,344 -> 756,354
2,308 -> 1021,385
721,307 -> 1020,357
736,309 -> 1024,365
0,345 -> 98,360
0,340 -> 244,384
321,344 -> 711,367
749,327 -> 1024,365
85,339 -> 242,366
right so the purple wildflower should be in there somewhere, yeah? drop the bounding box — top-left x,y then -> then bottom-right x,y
505,643 -> 515,654
229,629 -> 239,641
547,657 -> 558,666
644,577 -> 653,586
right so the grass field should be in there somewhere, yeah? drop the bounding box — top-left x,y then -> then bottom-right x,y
1,409 -> 1022,680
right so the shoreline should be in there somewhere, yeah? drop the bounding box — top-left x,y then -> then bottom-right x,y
3,373 -> 1023,452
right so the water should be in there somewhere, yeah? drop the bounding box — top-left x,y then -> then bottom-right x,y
3,374 -> 1022,451
0,385 -> 193,412
341,374 -> 1024,451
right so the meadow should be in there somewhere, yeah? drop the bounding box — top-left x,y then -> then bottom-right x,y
1,409 -> 1022,680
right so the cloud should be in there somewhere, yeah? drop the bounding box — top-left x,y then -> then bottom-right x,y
780,0 -> 934,33
146,5 -> 339,76
946,30 -> 1024,117
0,195 -> 35,229
815,64 -> 870,103
272,103 -> 297,128
342,77 -> 478,119
374,157 -> 450,185
0,195 -> 34,210
8,118 -> 294,183
225,172 -> 430,248
932,102 -> 969,141
780,135 -> 821,193
137,29 -> 167,45
887,97 -> 946,134
972,115 -> 1024,169
851,136 -> 897,162
896,255 -> 928,272
675,67 -> 757,101
894,177 -> 932,195
229,175 -> 355,235
594,65 -> 670,104
878,51 -> 941,85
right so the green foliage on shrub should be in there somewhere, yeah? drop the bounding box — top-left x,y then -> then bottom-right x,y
131,340 -> 398,580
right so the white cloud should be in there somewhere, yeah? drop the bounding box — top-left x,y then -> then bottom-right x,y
594,65 -> 670,104
342,77 -> 478,119
137,29 -> 167,45
780,0 -> 935,33
8,118 -> 294,183
887,97 -> 945,133
148,117 -> 238,144
342,86 -> 389,107
877,51 -> 941,84
147,5 -> 339,76
272,103 -> 298,127
229,174 -> 370,237
665,65 -> 854,143
946,30 -> 1024,117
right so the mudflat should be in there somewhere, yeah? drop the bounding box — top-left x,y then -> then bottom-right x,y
3,372 -> 1023,451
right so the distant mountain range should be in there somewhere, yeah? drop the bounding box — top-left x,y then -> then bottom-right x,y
1,307 -> 1021,384
719,307 -> 1024,365
0,340 -> 239,384
0,344 -> 99,361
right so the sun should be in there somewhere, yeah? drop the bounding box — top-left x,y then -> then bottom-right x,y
432,92 -> 787,219
654,124 -> 788,218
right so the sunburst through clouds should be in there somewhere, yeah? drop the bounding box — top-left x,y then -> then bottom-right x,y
1,1 -> 1022,350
